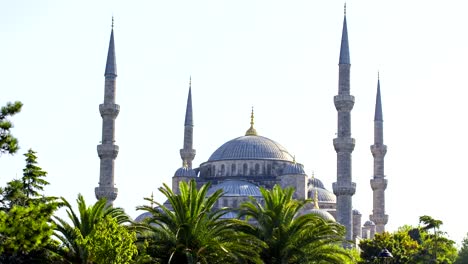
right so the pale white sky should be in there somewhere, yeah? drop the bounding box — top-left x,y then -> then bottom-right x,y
1,1 -> 467,245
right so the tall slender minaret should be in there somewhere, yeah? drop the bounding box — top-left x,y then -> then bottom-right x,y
95,19 -> 119,205
180,77 -> 196,168
369,75 -> 388,233
332,5 -> 356,243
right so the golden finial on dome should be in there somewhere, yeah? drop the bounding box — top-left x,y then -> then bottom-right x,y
293,155 -> 296,164
313,187 -> 320,209
245,106 -> 258,136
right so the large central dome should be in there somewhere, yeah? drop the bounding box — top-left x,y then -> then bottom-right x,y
208,135 -> 294,162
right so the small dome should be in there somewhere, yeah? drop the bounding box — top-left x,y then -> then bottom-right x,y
134,211 -> 152,223
208,136 -> 294,162
353,209 -> 361,215
308,209 -> 336,222
282,162 -> 306,175
207,180 -> 262,197
308,177 -> 325,189
174,166 -> 197,177
364,220 -> 376,226
307,187 -> 336,203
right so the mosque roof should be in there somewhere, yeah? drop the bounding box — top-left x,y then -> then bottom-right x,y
208,135 -> 294,162
207,180 -> 262,197
174,166 -> 197,177
307,209 -> 336,222
308,177 -> 326,189
282,162 -> 306,175
307,186 -> 336,203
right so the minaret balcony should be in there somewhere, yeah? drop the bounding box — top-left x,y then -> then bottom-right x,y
332,182 -> 356,196
180,149 -> 196,160
370,178 -> 387,190
371,144 -> 387,156
97,144 -> 119,159
333,137 -> 355,152
95,186 -> 118,201
99,103 -> 120,117
334,95 -> 355,111
369,214 -> 388,225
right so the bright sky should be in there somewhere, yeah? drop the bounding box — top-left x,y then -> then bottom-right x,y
1,1 -> 467,245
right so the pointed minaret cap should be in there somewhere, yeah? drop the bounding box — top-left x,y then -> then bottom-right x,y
374,73 -> 383,121
245,107 -> 258,136
339,4 -> 350,65
105,17 -> 117,77
184,77 -> 193,126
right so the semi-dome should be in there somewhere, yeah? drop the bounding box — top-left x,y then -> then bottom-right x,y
208,135 -> 294,162
364,220 -> 376,226
282,162 -> 306,175
207,180 -> 262,197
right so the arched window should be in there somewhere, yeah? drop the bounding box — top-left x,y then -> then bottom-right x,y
212,165 -> 216,176
231,164 -> 236,175
243,163 -> 248,175
255,164 -> 260,175
221,164 -> 225,176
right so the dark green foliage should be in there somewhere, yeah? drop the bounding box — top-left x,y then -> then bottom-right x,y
237,184 -> 352,264
359,217 -> 458,264
136,180 -> 264,264
359,231 -> 419,263
455,233 -> 468,264
0,149 -> 60,263
0,101 -> 22,155
53,194 -> 132,264
22,149 -> 50,199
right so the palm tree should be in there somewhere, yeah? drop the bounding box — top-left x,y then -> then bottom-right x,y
136,180 -> 264,264
53,194 -> 131,264
237,184 -> 352,264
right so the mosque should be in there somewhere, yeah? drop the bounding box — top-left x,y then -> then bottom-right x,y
94,10 -> 389,243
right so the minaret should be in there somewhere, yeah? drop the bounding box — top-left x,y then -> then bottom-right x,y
369,75 -> 388,233
180,77 -> 196,168
95,19 -> 119,205
332,5 -> 356,243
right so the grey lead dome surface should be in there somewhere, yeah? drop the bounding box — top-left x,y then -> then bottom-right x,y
208,135 -> 294,162
207,180 -> 262,197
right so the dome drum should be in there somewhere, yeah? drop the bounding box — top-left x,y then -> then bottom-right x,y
199,159 -> 292,178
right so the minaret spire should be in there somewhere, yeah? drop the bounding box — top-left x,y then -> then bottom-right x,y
96,19 -> 120,205
370,75 -> 388,234
180,77 -> 196,168
339,4 -> 350,65
333,7 -> 356,244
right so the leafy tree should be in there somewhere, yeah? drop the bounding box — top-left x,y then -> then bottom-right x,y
22,149 -> 50,200
53,194 -> 132,264
0,149 -> 60,263
455,233 -> 468,264
359,230 -> 420,263
237,184 -> 352,264
0,101 -> 22,155
416,216 -> 457,263
78,215 -> 138,264
359,217 -> 458,264
136,180 -> 264,264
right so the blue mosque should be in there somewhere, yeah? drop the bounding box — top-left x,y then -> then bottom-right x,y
95,10 -> 389,243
